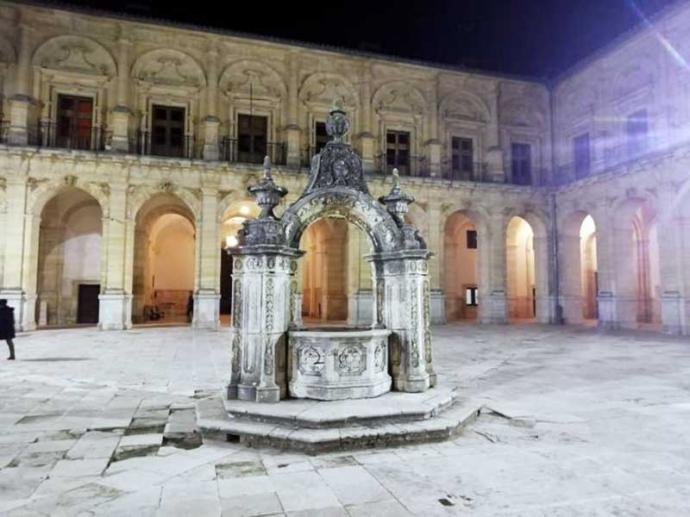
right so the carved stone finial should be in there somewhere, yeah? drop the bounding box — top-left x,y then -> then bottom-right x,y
325,99 -> 350,144
248,157 -> 287,220
379,168 -> 415,225
392,168 -> 400,190
263,155 -> 272,181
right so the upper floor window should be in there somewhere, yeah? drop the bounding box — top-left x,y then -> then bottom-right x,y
626,109 -> 648,157
151,105 -> 185,158
56,94 -> 93,150
466,230 -> 478,249
238,114 -> 268,164
386,130 -> 410,175
511,143 -> 532,185
573,133 -> 591,179
314,121 -> 329,154
451,137 -> 474,179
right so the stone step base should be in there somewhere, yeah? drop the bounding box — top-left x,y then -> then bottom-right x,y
224,386 -> 457,429
196,389 -> 481,454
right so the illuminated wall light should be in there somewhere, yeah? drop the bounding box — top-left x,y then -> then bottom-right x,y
226,235 -> 239,248
239,205 -> 251,216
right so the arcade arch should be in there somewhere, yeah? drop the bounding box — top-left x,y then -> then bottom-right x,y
132,194 -> 196,325
443,211 -> 478,320
506,216 -> 536,320
36,188 -> 103,326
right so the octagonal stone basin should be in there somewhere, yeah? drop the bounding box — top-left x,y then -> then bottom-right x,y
288,327 -> 392,401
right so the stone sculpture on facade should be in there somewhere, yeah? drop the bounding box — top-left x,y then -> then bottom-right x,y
227,101 -> 435,402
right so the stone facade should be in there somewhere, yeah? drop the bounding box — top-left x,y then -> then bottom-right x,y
0,1 -> 688,334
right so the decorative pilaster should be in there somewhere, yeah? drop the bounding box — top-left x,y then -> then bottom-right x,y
203,43 -> 220,160
486,82 -> 505,183
111,32 -> 133,153
425,76 -> 442,177
285,51 -> 301,168
358,63 -> 376,173
8,24 -> 33,146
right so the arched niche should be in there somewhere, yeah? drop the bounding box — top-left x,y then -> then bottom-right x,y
33,35 -> 116,77
132,48 -> 206,88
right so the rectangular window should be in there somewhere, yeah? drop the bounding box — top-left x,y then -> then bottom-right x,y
56,94 -> 93,150
314,121 -> 329,154
466,230 -> 477,249
573,133 -> 591,179
626,109 -> 648,157
386,130 -> 410,175
151,105 -> 185,158
451,137 -> 474,179
511,143 -> 532,185
465,287 -> 478,307
238,114 -> 268,164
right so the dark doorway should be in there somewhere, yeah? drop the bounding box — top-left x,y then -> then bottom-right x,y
56,94 -> 93,150
77,284 -> 100,324
237,114 -> 268,164
220,248 -> 234,315
151,105 -> 185,157
386,130 -> 410,175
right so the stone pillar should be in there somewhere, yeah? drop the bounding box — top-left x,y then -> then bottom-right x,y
99,183 -> 132,329
347,227 -> 373,326
0,177 -> 37,330
558,231 -> 584,325
425,77 -> 442,178
358,63 -> 376,174
8,24 -> 33,146
486,82 -> 505,183
194,187 -> 221,329
427,206 -> 445,323
203,44 -> 220,161
285,51 -> 301,168
479,212 -> 507,323
110,34 -> 133,153
595,208 -> 623,330
228,251 -> 299,403
658,216 -> 685,334
375,250 -> 435,392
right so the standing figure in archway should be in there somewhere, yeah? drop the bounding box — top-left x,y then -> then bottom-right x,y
0,300 -> 16,360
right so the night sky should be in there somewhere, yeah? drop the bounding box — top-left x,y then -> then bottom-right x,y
39,0 -> 678,79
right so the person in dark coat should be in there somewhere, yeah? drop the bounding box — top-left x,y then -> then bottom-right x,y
186,292 -> 194,324
0,299 -> 16,360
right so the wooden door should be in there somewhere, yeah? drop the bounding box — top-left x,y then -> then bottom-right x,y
77,284 -> 100,324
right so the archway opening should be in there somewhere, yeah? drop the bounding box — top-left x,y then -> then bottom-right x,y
220,200 -> 259,326
36,188 -> 102,327
299,217 -> 372,325
580,215 -> 598,321
133,195 -> 196,325
506,216 -> 535,321
443,211 -> 478,321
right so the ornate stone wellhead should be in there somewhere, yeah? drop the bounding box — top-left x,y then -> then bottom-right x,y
227,101 -> 435,402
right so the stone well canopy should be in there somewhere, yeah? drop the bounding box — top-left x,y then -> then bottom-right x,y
226,100 -> 436,403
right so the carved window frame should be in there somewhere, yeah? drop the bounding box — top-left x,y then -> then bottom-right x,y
505,131 -> 543,185
443,121 -> 484,171
137,87 -> 196,142
34,69 -> 109,130
227,98 -> 280,143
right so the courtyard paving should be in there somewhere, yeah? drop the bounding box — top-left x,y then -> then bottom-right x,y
0,323 -> 689,516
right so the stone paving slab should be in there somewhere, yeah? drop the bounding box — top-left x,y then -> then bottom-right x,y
2,324 -> 690,515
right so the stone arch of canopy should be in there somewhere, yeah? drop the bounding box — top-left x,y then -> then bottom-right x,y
282,187 -> 402,254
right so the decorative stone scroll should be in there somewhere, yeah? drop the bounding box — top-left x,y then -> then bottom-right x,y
226,102 -> 435,403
